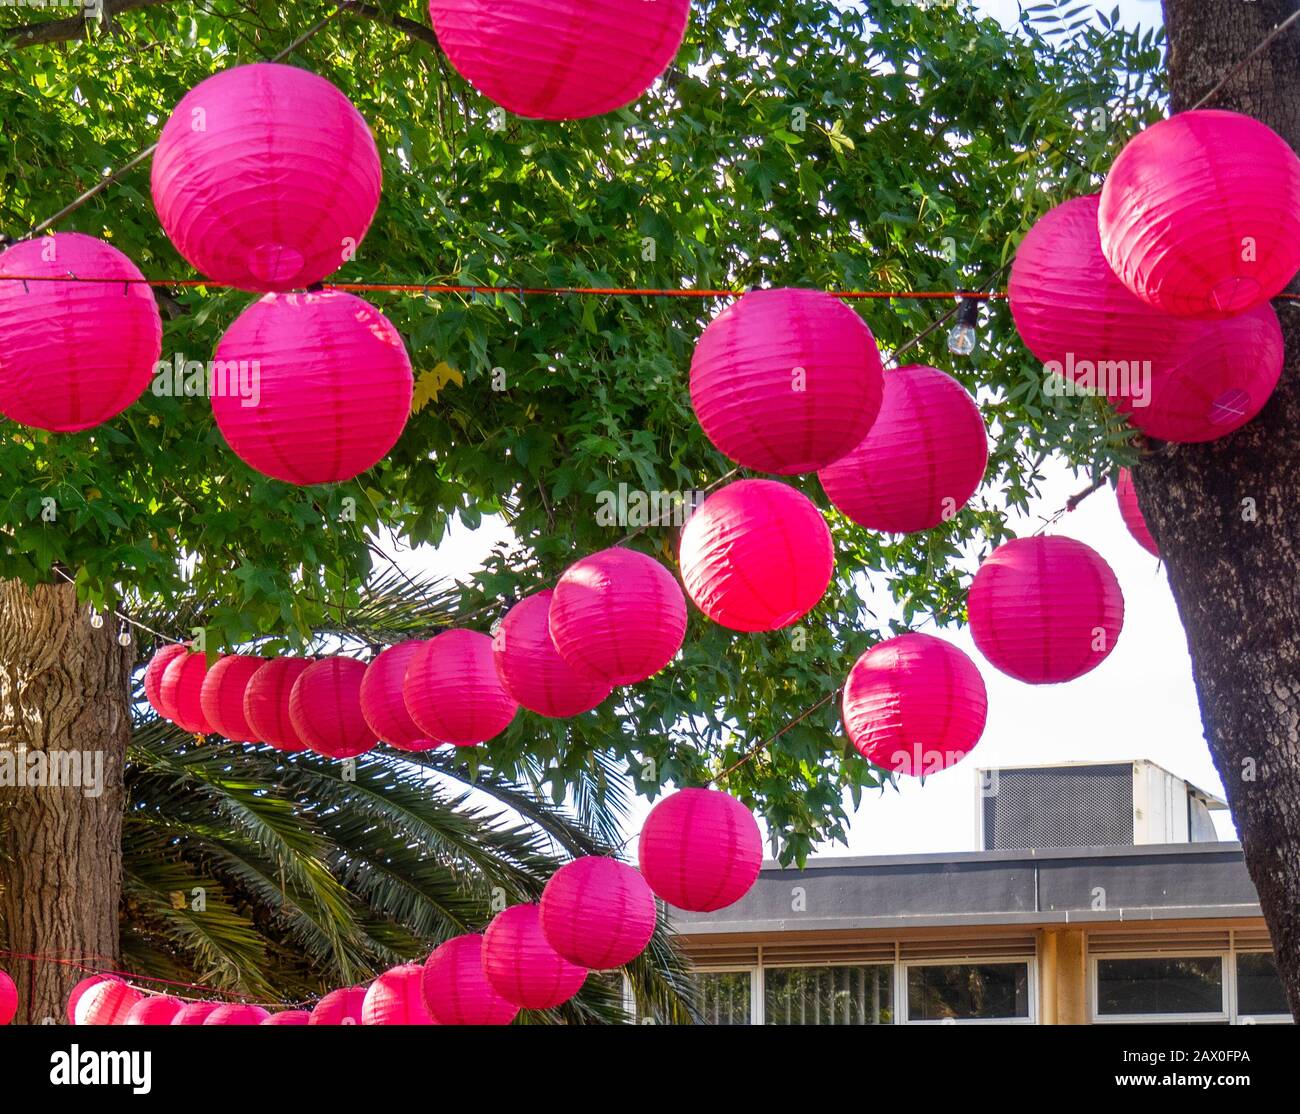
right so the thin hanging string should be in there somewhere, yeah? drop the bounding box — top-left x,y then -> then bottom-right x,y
1188,8 -> 1300,112
50,566 -> 186,646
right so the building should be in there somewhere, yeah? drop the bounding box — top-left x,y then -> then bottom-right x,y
669,761 -> 1293,1024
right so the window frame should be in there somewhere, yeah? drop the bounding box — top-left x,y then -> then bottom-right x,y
759,958 -> 897,1027
898,956 -> 1038,1026
1231,949 -> 1293,1026
1089,951 -> 1229,1024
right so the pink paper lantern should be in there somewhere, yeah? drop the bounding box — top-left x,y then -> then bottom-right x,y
638,789 -> 762,911
679,479 -> 833,631
151,62 -> 381,291
428,0 -> 691,120
360,641 -> 442,751
204,1003 -> 271,1025
261,1010 -> 312,1025
1099,109 -> 1300,318
539,856 -> 656,970
75,979 -> 144,1025
482,904 -> 587,1010
689,288 -> 884,475
243,657 -> 311,752
170,1001 -> 222,1025
124,996 -> 184,1025
68,974 -> 121,1024
492,591 -> 613,717
0,970 -> 16,1025
1116,468 -> 1159,557
0,232 -> 162,431
159,651 -> 213,734
818,365 -> 989,533
548,547 -> 687,685
289,658 -> 377,759
968,536 -> 1125,684
310,986 -> 368,1025
211,291 -> 413,485
144,644 -> 188,719
841,633 -> 988,775
421,934 -> 519,1026
362,964 -> 437,1025
403,630 -> 518,746
199,654 -> 265,742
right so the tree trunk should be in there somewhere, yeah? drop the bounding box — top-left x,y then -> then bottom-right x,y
1138,0 -> 1300,1019
0,580 -> 132,1023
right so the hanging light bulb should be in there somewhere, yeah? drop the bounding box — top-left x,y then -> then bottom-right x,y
117,621 -> 132,647
88,608 -> 104,630
947,297 -> 981,355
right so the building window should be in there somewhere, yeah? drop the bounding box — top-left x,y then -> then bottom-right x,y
1095,956 -> 1225,1020
1236,952 -> 1290,1021
763,964 -> 893,1025
905,961 -> 1032,1022
691,970 -> 752,1025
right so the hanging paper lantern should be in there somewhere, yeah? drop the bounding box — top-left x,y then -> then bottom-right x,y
1099,109 -> 1300,318
968,536 -> 1125,684
143,644 -> 189,719
482,904 -> 587,1010
638,789 -> 763,911
548,548 -> 687,685
170,1001 -> 222,1025
539,856 -> 656,970
1116,468 -> 1159,557
199,654 -> 265,742
211,291 -> 413,485
243,657 -> 311,752
689,288 -> 884,475
492,591 -> 612,717
0,232 -> 162,432
0,970 -> 16,1025
679,479 -> 833,631
360,641 -> 441,751
261,1010 -> 312,1025
818,366 -> 989,533
403,630 -> 518,746
421,934 -> 519,1026
67,975 -> 123,1025
427,0 -> 691,120
310,986 -> 368,1025
289,658 -> 377,759
159,651 -> 214,734
841,633 -> 988,775
124,996 -> 184,1025
75,979 -> 144,1025
205,1003 -> 271,1025
362,964 -> 437,1025
151,62 -> 381,291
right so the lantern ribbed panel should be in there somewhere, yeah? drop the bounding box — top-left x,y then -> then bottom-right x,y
67,975 -> 120,1024
428,0 -> 691,120
1116,469 -> 1159,557
309,986 -> 367,1025
170,1001 -> 221,1025
548,547 -> 687,685
0,233 -> 162,432
1099,109 -> 1300,317
75,980 -> 144,1025
968,536 -> 1125,684
539,856 -> 657,970
403,630 -> 519,746
361,641 -> 441,750
199,654 -> 265,742
151,63 -> 381,291
144,644 -> 189,719
362,964 -> 437,1025
211,291 -> 413,485
0,971 -> 16,1026
818,365 -> 988,534
205,1003 -> 271,1025
124,996 -> 184,1025
637,789 -> 763,912
690,288 -> 884,475
159,651 -> 213,734
482,904 -> 587,1010
422,935 -> 519,1025
261,1010 -> 312,1025
679,479 -> 833,632
492,591 -> 612,717
243,658 -> 311,752
841,633 -> 988,775
289,658 -> 377,759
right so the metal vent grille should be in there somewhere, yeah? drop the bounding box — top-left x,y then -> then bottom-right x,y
1089,929 -> 1231,955
899,935 -> 1037,960
760,940 -> 896,967
983,764 -> 1134,850
683,943 -> 760,968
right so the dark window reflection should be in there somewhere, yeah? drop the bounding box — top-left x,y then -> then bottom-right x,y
907,962 -> 1030,1020
1096,957 -> 1223,1016
764,965 -> 893,1025
1236,953 -> 1290,1018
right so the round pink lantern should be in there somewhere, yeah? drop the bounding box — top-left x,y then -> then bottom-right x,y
1116,468 -> 1159,557
548,547 -> 687,685
841,633 -> 988,775
144,644 -> 188,720
1099,109 -> 1300,318
492,591 -> 613,717
362,964 -> 437,1025
428,0 -> 691,120
0,970 -> 16,1025
204,1003 -> 270,1025
211,291 -> 413,485
0,232 -> 162,431
638,789 -> 763,911
159,651 -> 214,734
75,979 -> 144,1025
124,996 -> 184,1025
67,974 -> 121,1024
690,288 -> 884,475
310,986 -> 367,1025
151,62 -> 381,291
818,365 -> 988,533
170,1001 -> 222,1025
261,1010 -> 312,1025
482,903 -> 587,1010
360,641 -> 441,751
968,536 -> 1125,684
403,630 -> 519,746
199,654 -> 265,742
243,657 -> 311,752
539,856 -> 657,970
679,480 -> 833,632
289,657 -> 377,759
421,934 -> 519,1025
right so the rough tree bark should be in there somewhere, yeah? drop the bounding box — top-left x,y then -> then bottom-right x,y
0,580 -> 132,1023
1137,0 -> 1300,1019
